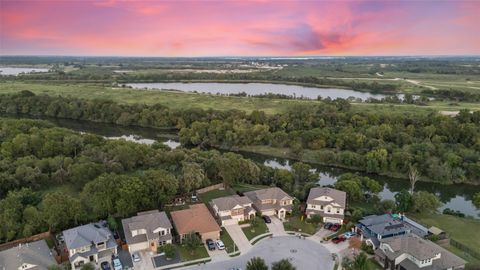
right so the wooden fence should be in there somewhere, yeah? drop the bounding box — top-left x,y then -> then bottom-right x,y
196,183 -> 224,194
0,231 -> 51,252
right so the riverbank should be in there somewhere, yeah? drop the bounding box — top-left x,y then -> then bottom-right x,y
228,145 -> 480,186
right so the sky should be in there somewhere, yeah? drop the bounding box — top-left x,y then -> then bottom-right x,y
1,0 -> 480,56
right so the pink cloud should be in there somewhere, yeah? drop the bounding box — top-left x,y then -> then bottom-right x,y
0,0 -> 479,56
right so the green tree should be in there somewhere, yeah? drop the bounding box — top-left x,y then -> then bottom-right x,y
181,162 -> 206,194
183,231 -> 201,255
412,191 -> 442,213
161,243 -> 176,259
474,192 -> 480,209
42,191 -> 85,231
246,257 -> 268,270
272,259 -> 296,270
394,190 -> 413,212
80,263 -> 95,270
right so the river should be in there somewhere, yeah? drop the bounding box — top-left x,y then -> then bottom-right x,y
126,82 -> 387,100
3,115 -> 479,218
0,67 -> 50,76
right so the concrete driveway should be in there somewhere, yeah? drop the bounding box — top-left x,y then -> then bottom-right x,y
181,235 -> 334,270
132,250 -> 155,270
205,243 -> 229,262
266,216 -> 286,236
224,224 -> 252,254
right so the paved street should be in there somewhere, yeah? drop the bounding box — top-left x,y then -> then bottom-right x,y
181,235 -> 334,270
224,224 -> 252,253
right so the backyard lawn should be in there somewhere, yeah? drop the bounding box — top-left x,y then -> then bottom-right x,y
176,244 -> 209,262
410,213 -> 480,254
241,217 -> 269,240
283,215 -> 319,235
232,183 -> 270,194
198,188 -> 235,204
220,228 -> 238,253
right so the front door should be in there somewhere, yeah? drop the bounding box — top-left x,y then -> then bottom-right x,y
89,255 -> 94,262
278,210 -> 285,219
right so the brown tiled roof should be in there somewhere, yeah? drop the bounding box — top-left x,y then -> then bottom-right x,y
171,204 -> 221,235
306,187 -> 346,208
121,210 -> 172,245
244,187 -> 292,201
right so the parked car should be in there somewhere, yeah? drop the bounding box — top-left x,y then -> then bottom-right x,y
323,223 -> 333,230
100,261 -> 111,270
332,236 -> 346,244
112,257 -> 122,270
191,193 -> 198,202
132,252 -> 141,262
343,232 -> 356,239
56,234 -> 64,244
206,239 -> 216,251
330,224 -> 340,232
216,239 -> 225,250
262,215 -> 271,223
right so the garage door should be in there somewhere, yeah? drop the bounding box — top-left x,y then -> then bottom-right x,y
128,242 -> 149,253
201,231 -> 220,241
222,218 -> 238,226
323,217 -> 342,224
262,210 -> 276,216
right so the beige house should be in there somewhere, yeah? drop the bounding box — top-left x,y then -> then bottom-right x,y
121,210 -> 173,253
171,204 -> 221,242
244,187 -> 293,220
305,187 -> 346,224
63,222 -> 117,270
210,195 -> 257,226
375,234 -> 466,270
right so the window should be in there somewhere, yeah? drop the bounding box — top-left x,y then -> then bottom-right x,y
160,230 -> 165,236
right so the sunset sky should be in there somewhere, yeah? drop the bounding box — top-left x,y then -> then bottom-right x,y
1,0 -> 479,56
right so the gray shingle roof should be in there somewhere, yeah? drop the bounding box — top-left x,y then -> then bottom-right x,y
306,187 -> 346,208
381,234 -> 466,269
121,210 -> 173,245
0,240 -> 57,270
63,222 -> 113,250
244,187 -> 292,202
211,195 -> 253,212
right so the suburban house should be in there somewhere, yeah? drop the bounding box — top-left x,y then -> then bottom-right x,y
244,187 -> 293,219
0,240 -> 57,270
356,214 -> 429,249
305,187 -> 346,224
171,204 -> 221,242
121,210 -> 173,253
63,222 -> 118,269
210,195 -> 257,226
375,234 -> 466,270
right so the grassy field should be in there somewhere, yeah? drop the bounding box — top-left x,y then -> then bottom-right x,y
241,217 -> 269,240
176,244 -> 209,262
231,183 -> 270,194
2,81 -> 480,113
283,215 -> 318,235
410,213 -> 480,254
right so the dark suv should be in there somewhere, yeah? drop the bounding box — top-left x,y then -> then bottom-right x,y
100,261 -> 111,270
262,215 -> 271,223
206,239 -> 216,251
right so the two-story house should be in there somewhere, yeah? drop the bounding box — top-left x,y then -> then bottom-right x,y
305,187 -> 346,224
375,234 -> 466,270
244,187 -> 293,220
210,195 -> 257,226
121,210 -> 173,253
356,214 -> 429,249
63,222 -> 117,270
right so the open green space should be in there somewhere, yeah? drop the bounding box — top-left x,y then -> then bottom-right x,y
231,183 -> 270,194
241,217 -> 269,240
176,244 -> 209,262
283,215 -> 318,235
2,81 -> 480,114
410,213 -> 480,254
198,188 -> 235,204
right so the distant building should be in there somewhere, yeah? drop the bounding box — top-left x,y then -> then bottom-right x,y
375,234 -> 466,270
0,240 -> 57,270
305,187 -> 346,224
210,195 -> 257,226
356,214 -> 428,249
63,221 -> 117,269
121,210 -> 173,253
244,187 -> 293,220
171,204 -> 221,242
